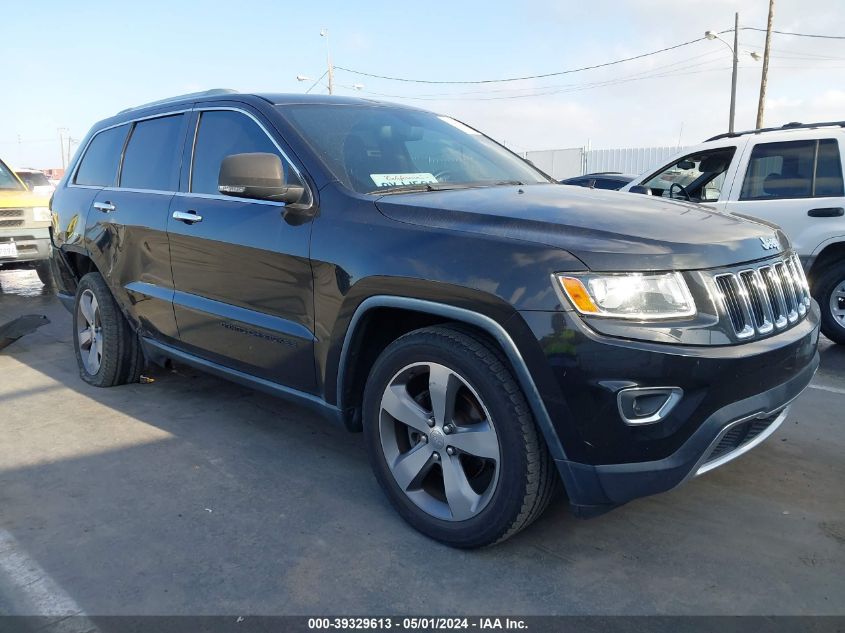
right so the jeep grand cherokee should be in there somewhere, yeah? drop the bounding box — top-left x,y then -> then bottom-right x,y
49,90 -> 820,547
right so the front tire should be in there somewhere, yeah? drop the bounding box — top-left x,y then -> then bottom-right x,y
73,272 -> 144,386
34,261 -> 53,286
813,261 -> 845,345
362,325 -> 556,548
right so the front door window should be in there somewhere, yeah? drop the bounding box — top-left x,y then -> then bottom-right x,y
642,147 -> 736,202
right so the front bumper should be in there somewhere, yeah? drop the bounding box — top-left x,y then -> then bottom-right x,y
558,354 -> 816,513
516,302 -> 820,512
0,227 -> 50,265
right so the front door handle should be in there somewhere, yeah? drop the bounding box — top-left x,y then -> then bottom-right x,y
92,201 -> 115,213
172,210 -> 203,224
808,207 -> 844,217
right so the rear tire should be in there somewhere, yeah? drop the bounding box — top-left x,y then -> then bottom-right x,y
362,325 -> 556,548
73,272 -> 144,386
813,261 -> 845,345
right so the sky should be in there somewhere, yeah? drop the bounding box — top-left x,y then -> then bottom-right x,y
3,0 -> 844,169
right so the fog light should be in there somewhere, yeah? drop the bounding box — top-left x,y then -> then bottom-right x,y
617,387 -> 683,425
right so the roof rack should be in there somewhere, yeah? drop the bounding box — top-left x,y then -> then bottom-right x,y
706,120 -> 845,142
118,89 -> 238,114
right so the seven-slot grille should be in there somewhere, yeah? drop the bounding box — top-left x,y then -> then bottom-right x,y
714,254 -> 811,340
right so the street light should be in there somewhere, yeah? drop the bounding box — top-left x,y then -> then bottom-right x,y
320,28 -> 334,95
296,30 -> 335,95
705,15 -> 761,133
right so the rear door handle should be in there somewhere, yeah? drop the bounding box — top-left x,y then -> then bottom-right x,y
172,210 -> 202,223
92,201 -> 115,213
808,207 -> 844,217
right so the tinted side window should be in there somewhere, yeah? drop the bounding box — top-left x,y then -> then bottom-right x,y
191,110 -> 301,195
120,115 -> 184,191
740,140 -> 814,200
594,178 -> 622,190
814,139 -> 844,197
74,125 -> 128,186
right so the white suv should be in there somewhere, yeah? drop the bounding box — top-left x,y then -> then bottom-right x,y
622,122 -> 845,344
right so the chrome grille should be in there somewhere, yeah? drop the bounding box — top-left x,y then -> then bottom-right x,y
714,254 -> 811,340
0,208 -> 24,219
0,219 -> 24,228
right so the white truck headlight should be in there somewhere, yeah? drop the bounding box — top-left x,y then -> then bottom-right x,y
32,207 -> 52,222
556,272 -> 696,320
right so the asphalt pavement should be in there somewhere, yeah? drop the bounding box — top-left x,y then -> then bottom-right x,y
0,268 -> 843,617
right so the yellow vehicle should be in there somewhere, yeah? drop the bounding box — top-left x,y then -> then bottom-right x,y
0,157 -> 52,284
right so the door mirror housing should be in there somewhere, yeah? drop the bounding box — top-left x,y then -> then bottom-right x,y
629,185 -> 653,195
218,153 -> 305,204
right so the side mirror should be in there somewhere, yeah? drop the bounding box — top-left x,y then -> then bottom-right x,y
218,153 -> 305,204
629,185 -> 652,196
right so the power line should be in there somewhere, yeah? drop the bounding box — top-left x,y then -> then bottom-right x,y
335,26 -> 845,87
350,50 -> 726,100
335,36 -> 707,85
742,27 -> 845,40
356,61 -> 735,102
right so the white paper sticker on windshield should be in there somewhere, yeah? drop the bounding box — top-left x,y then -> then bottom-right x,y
438,116 -> 481,135
370,173 -> 438,187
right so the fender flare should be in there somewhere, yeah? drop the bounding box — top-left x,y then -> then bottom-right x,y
336,295 -> 567,462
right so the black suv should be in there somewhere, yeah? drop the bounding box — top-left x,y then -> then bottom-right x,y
49,90 -> 820,547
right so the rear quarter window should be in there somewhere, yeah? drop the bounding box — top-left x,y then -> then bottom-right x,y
74,125 -> 129,187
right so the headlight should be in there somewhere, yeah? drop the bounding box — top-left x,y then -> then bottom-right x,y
556,272 -> 696,319
32,207 -> 51,222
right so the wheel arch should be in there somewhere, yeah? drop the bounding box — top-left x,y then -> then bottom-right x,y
808,239 -> 845,286
52,246 -> 100,301
335,296 -> 568,465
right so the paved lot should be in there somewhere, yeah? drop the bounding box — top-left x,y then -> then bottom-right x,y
0,268 -> 843,616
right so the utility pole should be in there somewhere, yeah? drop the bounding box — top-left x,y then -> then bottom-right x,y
321,28 -> 334,95
756,0 -> 775,129
57,128 -> 68,170
729,12 -> 739,134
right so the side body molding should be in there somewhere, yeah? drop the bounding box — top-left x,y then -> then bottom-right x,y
336,296 -> 567,462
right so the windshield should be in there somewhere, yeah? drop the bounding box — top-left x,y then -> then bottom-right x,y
279,104 -> 550,194
0,160 -> 25,191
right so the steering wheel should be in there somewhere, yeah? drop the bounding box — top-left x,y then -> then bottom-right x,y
433,170 -> 456,183
669,182 -> 692,201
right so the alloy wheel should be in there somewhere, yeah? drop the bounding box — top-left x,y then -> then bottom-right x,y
830,278 -> 845,327
77,289 -> 102,375
378,362 -> 501,521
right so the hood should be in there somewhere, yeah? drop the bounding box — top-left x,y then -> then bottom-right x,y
0,189 -> 50,208
375,184 -> 788,271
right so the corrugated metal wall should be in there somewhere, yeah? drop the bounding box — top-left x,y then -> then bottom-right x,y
585,146 -> 688,177
523,147 -> 584,180
525,145 -> 689,180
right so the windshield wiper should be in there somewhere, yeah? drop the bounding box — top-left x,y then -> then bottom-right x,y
368,183 -> 475,195
368,180 -> 525,195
